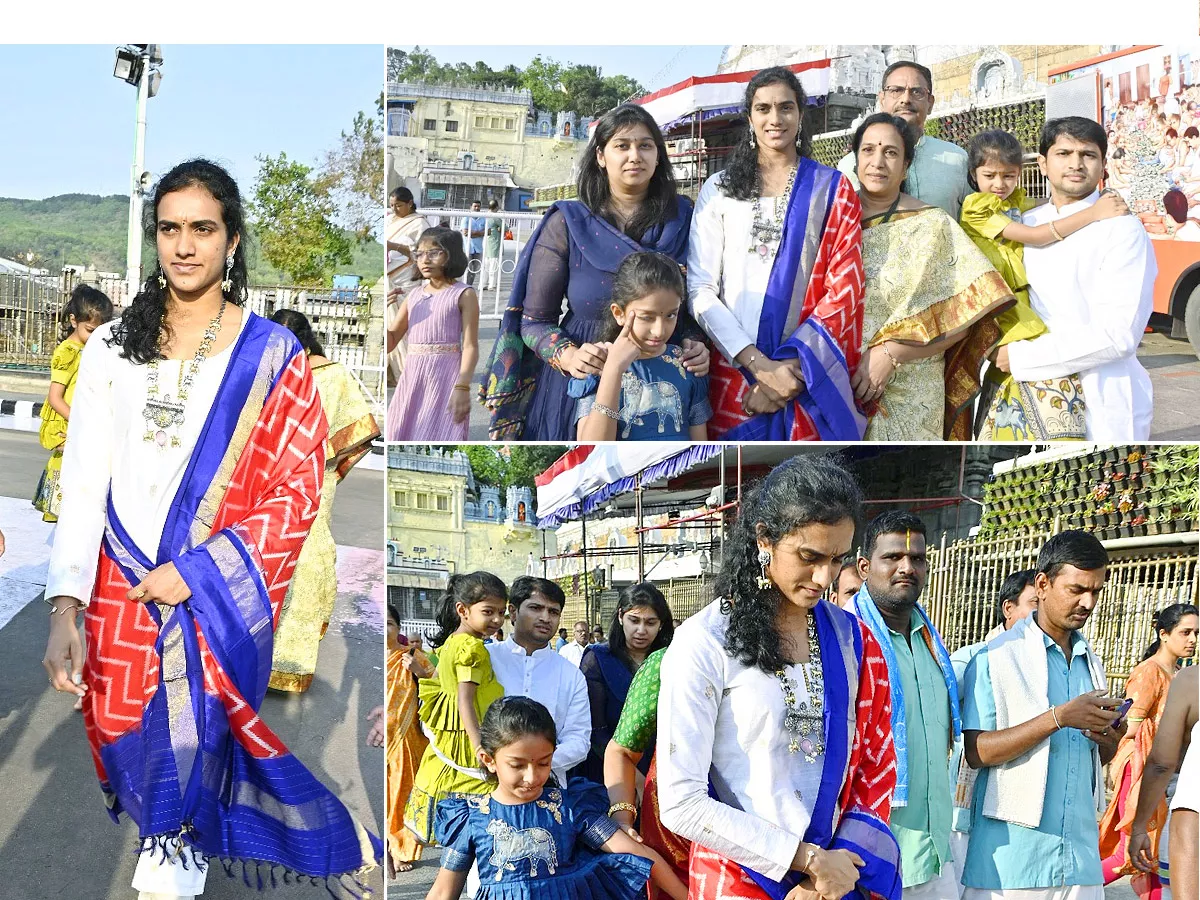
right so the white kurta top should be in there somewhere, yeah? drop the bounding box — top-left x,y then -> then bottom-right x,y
687,172 -> 776,362
558,640 -> 587,667
1008,190 -> 1156,441
46,311 -> 251,605
487,636 -> 592,784
656,601 -> 826,881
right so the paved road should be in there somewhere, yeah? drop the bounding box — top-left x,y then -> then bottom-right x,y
0,431 -> 386,900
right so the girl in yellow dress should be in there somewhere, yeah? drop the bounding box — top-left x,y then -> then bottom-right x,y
405,571 -> 508,845
34,285 -> 113,522
962,129 -> 1127,439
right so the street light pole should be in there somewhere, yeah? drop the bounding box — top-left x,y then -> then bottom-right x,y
124,49 -> 151,301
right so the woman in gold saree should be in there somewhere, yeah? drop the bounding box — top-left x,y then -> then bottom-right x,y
851,113 -> 1014,440
269,309 -> 381,692
386,604 -> 434,875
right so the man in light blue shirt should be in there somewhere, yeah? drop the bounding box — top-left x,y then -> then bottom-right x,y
961,531 -> 1126,900
839,61 -> 970,219
948,569 -> 1039,891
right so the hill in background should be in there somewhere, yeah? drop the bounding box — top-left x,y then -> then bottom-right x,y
0,194 -> 383,285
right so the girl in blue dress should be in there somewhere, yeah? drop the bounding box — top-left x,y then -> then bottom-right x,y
427,696 -> 688,900
571,251 -> 711,441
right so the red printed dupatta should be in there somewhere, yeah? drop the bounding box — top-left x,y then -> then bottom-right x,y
84,313 -> 381,894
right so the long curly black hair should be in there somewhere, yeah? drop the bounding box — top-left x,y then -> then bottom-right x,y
716,454 -> 863,672
719,66 -> 814,202
107,159 -> 250,364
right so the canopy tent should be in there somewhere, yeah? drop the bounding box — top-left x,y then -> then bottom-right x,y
535,444 -> 725,528
632,59 -> 833,134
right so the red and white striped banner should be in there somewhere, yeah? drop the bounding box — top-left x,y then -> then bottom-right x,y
633,60 -> 832,130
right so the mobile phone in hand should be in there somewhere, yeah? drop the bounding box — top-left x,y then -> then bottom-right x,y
1111,697 -> 1134,728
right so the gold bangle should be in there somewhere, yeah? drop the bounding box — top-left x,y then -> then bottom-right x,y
452,383 -> 470,392
1048,221 -> 1064,242
607,802 -> 637,818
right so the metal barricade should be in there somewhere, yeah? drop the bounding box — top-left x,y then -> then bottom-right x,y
411,208 -> 544,320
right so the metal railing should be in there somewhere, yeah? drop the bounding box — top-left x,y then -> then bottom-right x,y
411,208 -> 545,320
0,273 -> 385,421
924,528 -> 1197,693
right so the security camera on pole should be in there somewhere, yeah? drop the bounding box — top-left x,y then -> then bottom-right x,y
113,44 -> 163,303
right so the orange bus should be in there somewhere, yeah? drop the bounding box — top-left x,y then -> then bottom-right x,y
1048,45 -> 1200,354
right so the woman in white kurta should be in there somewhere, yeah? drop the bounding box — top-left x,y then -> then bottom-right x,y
386,186 -> 430,381
41,160 -> 380,900
686,66 -> 865,442
655,454 -> 900,900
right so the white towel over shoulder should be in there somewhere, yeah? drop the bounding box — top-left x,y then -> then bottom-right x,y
982,615 -> 1107,828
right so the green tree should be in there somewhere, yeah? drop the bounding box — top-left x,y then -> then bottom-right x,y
319,110 -> 384,242
249,153 -> 352,285
505,446 -> 568,493
522,56 -> 568,113
458,446 -> 506,488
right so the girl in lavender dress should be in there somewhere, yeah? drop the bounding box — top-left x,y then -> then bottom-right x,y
387,226 -> 480,440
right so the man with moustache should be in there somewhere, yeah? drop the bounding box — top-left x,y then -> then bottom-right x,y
992,118 -> 1156,441
852,510 -> 962,900
839,60 -> 970,218
961,531 -> 1124,900
947,569 -> 1040,894
486,576 -> 591,785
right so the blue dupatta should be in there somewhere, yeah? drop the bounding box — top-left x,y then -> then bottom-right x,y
93,313 -> 380,895
480,198 -> 692,439
722,159 -> 865,442
738,601 -> 902,900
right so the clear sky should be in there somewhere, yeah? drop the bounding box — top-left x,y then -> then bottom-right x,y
0,45 -> 381,200
403,45 -> 728,97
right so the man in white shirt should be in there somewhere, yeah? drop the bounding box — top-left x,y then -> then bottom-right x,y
996,117 -> 1157,441
487,577 -> 591,785
558,619 -> 590,667
838,61 -> 970,219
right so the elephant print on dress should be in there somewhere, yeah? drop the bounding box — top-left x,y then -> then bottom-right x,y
485,818 -> 560,879
619,371 -> 682,438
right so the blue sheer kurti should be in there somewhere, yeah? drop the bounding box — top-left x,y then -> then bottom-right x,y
434,779 -> 653,900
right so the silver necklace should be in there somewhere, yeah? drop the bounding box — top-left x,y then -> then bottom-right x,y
776,611 -> 825,763
142,298 -> 227,448
749,164 -> 798,259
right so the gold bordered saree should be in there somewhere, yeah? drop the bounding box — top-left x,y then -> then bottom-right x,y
861,206 -> 1014,441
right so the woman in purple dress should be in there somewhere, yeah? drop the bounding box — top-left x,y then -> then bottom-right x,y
481,104 -> 710,440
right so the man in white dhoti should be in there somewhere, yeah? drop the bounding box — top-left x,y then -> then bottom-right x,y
996,117 -> 1157,441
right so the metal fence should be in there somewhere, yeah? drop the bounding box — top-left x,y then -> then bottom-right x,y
923,528 -> 1196,693
413,208 -> 544,320
0,272 -> 385,421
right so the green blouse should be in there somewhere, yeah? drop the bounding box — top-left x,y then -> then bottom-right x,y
611,647 -> 666,753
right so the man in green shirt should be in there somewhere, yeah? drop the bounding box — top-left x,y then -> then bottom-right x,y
839,60 -> 970,219
852,510 -> 960,900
